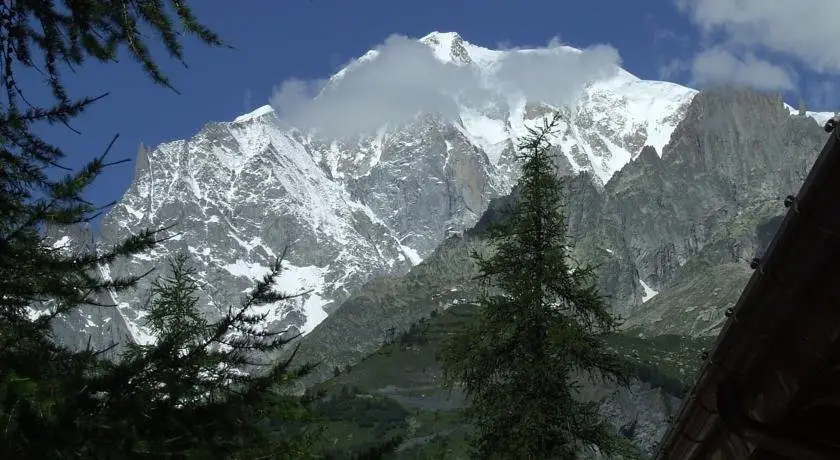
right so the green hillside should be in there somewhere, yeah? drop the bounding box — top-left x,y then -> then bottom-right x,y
305,302 -> 713,458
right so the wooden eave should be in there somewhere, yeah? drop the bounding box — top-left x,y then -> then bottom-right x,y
655,128 -> 840,460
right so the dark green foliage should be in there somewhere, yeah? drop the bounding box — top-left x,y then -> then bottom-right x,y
306,299 -> 703,459
316,386 -> 409,434
100,250 -> 319,458
398,318 -> 430,348
0,0 -> 224,344
628,362 -> 688,398
4,0 -> 225,107
604,333 -> 712,399
440,113 -> 640,459
2,247 -> 322,458
313,387 -> 408,459
0,1 -> 322,459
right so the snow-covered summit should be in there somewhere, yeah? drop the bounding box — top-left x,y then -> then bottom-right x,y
77,31 -> 837,353
302,31 -> 699,184
87,33 -> 704,347
420,31 -> 504,66
419,31 -> 588,67
233,104 -> 274,124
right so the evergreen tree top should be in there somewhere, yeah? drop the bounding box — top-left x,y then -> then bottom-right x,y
0,3 -> 330,458
442,112 -> 640,460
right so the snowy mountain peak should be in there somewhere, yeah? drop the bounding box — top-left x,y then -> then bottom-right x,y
233,105 -> 275,124
420,31 -> 469,63
82,31 -> 746,352
419,31 -> 462,43
420,31 -> 502,67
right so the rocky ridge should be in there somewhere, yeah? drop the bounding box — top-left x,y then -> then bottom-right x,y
45,32 -> 705,353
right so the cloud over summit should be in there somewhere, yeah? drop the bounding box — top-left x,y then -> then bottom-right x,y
269,34 -> 621,137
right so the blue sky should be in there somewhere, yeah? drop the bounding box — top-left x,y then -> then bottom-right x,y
30,0 -> 839,229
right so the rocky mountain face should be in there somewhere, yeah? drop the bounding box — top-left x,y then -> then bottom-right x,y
294,87 -> 829,378
39,224 -> 131,360
286,87 -> 830,457
566,88 -> 828,322
48,31 -> 701,355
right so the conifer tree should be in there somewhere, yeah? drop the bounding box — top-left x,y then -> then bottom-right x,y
0,2 -> 321,458
77,250 -> 320,459
441,113 -> 639,459
0,2 -> 226,348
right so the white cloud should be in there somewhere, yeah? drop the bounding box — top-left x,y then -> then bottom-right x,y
691,48 -> 796,90
677,0 -> 840,74
269,34 -> 621,137
270,77 -> 328,120
494,44 -> 621,105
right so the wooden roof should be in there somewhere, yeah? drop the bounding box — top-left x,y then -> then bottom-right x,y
654,128 -> 840,460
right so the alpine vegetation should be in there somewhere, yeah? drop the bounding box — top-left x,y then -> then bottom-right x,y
441,113 -> 640,459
